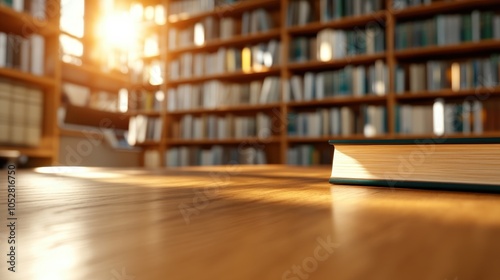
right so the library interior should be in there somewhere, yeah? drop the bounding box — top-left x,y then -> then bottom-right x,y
1,0 -> 500,279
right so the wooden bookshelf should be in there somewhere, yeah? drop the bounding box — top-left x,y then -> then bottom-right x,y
169,29 -> 282,56
125,0 -> 500,167
0,5 -> 59,36
61,62 -> 130,92
167,0 -> 280,25
288,53 -> 386,72
0,2 -> 61,166
168,103 -> 281,115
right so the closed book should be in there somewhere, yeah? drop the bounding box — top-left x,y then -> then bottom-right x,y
329,138 -> 500,191
25,88 -> 43,146
0,81 -> 11,143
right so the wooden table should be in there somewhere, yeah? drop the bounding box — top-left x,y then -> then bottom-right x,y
1,165 -> 500,280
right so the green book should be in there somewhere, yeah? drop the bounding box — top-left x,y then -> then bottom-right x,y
462,14 -> 473,42
481,11 -> 494,40
329,138 -> 500,191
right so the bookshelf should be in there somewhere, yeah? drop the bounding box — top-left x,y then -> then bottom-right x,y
121,0 -> 500,167
0,0 -> 61,166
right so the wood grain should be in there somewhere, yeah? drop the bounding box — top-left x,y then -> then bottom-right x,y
1,165 -> 500,279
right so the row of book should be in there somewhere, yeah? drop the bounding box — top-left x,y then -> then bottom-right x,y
129,3 -> 166,25
128,90 -> 164,112
169,40 -> 281,79
62,83 -> 124,113
288,105 -> 387,138
319,0 -> 384,22
0,33 -> 45,76
0,79 -> 43,146
395,55 -> 500,93
167,77 -> 281,111
168,8 -> 275,50
0,0 -> 46,19
287,145 -> 331,166
287,0 -> 383,26
171,113 -> 272,140
392,0 -> 431,9
316,26 -> 385,61
285,61 -> 388,101
127,115 -> 163,145
165,145 -> 267,167
395,11 -> 500,49
396,100 -> 489,135
168,0 -> 238,17
130,59 -> 165,86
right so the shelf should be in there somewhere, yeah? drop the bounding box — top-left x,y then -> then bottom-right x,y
287,135 -> 390,143
0,5 -> 59,36
134,141 -> 162,147
394,40 -> 500,60
0,67 -> 56,88
393,132 -> 500,139
391,0 -> 498,20
169,29 -> 282,56
168,0 -> 280,26
287,11 -> 387,35
288,53 -> 386,72
168,67 -> 282,86
0,146 -> 53,158
168,103 -> 281,116
59,128 -> 103,138
168,137 -> 281,146
130,83 -> 162,91
62,62 -> 130,92
287,95 -> 387,108
127,110 -> 162,116
395,88 -> 500,102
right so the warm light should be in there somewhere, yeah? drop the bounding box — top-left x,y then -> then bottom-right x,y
119,88 -> 129,112
155,90 -> 165,102
145,6 -> 155,21
130,3 -> 143,21
144,34 -> 159,57
319,42 -> 332,61
242,47 -> 252,73
194,23 -> 206,46
155,4 -> 166,25
149,61 -> 164,85
433,98 -> 445,136
451,62 -> 460,92
100,12 -> 138,49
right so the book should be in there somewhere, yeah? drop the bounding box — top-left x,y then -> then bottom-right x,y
329,138 -> 500,191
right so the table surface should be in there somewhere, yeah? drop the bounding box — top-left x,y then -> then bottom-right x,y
1,165 -> 500,280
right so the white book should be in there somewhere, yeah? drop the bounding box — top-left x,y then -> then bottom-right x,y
315,73 -> 325,100
462,101 -> 471,135
330,107 -> 340,136
340,107 -> 354,136
0,33 -> 7,68
472,101 -> 483,134
494,15 -> 500,39
127,116 -> 137,146
31,0 -> 46,20
290,76 -> 303,101
30,35 -> 45,76
303,72 -> 315,101
136,115 -> 148,143
471,10 -> 481,42
13,0 -> 24,11
259,77 -> 272,104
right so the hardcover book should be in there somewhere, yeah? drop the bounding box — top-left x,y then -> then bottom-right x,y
329,138 -> 500,191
